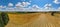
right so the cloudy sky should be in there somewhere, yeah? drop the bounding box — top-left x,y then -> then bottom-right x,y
0,0 -> 60,9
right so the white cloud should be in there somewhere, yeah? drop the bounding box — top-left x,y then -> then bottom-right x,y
0,5 -> 3,8
0,5 -> 7,8
21,2 -> 31,7
44,4 -> 52,9
15,2 -> 21,6
15,2 -> 24,8
28,6 -> 31,8
44,4 -> 51,7
26,2 -> 31,5
58,7 -> 60,9
3,6 -> 6,8
8,3 -> 13,6
53,0 -> 60,4
32,4 -> 40,8
15,2 -> 31,8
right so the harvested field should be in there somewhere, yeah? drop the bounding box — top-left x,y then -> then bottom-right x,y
5,13 -> 60,27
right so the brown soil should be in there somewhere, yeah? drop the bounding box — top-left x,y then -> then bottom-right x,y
5,13 -> 60,27
8,13 -> 40,24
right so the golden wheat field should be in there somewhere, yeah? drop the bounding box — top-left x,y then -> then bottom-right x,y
5,13 -> 60,27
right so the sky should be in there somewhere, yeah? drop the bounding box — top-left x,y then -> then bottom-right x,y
0,0 -> 60,9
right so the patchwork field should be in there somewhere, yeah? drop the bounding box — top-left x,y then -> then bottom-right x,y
5,13 -> 60,27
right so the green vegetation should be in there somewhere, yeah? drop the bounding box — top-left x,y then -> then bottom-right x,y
7,12 -> 39,14
0,12 -> 9,27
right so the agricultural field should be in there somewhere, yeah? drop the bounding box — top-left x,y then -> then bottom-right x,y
5,12 -> 60,27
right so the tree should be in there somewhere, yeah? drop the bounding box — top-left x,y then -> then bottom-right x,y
44,3 -> 56,16
0,12 -> 9,27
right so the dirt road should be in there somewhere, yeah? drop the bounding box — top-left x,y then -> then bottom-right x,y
5,13 -> 60,27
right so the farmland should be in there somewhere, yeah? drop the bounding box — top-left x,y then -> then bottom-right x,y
5,12 -> 60,27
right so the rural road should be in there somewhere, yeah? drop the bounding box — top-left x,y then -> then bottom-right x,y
5,13 -> 60,27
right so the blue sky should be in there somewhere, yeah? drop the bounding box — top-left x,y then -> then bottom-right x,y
0,0 -> 60,9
